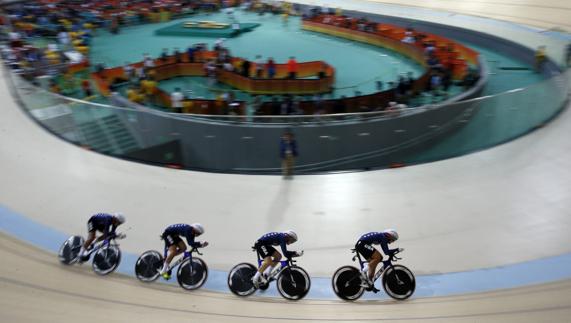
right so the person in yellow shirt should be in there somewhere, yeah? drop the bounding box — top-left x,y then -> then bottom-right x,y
145,78 -> 158,96
127,86 -> 144,104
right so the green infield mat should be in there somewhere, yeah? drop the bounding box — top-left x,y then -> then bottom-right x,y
155,21 -> 261,38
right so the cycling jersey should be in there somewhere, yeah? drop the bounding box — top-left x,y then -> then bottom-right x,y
358,232 -> 395,255
87,213 -> 117,236
162,224 -> 200,248
256,232 -> 289,256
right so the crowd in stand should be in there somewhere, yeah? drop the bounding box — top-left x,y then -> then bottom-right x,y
1,0 -> 484,117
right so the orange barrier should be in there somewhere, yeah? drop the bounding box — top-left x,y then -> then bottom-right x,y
92,51 -> 336,100
303,15 -> 481,80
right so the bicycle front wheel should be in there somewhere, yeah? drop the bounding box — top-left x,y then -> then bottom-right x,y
276,266 -> 311,300
177,257 -> 208,290
331,266 -> 365,301
382,265 -> 415,300
92,245 -> 121,275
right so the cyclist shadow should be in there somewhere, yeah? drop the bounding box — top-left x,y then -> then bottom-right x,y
266,180 -> 292,228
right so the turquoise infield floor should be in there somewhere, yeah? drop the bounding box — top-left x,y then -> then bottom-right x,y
2,204 -> 571,300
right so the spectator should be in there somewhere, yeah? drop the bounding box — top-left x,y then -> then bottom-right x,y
255,55 -> 264,78
214,38 -> 225,51
266,57 -> 276,79
49,79 -> 61,94
223,61 -> 234,72
57,29 -> 70,48
566,43 -> 571,67
127,86 -> 143,103
442,68 -> 452,93
187,45 -> 195,63
241,59 -> 251,77
171,87 -> 184,113
173,48 -> 182,63
287,56 -> 298,79
424,41 -> 436,57
135,65 -> 146,81
535,46 -> 546,73
143,53 -> 154,69
81,79 -> 92,98
404,72 -> 415,97
123,62 -> 134,81
280,130 -> 298,179
205,59 -> 217,86
160,48 -> 169,62
430,72 -> 442,98
402,28 -> 415,44
427,53 -> 441,70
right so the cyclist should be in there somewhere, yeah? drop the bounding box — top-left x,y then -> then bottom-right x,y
79,213 -> 126,260
158,223 -> 208,279
252,230 -> 301,288
355,229 -> 403,287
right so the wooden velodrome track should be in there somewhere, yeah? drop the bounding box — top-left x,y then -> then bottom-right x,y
1,0 -> 571,321
350,0 -> 571,31
2,233 -> 571,322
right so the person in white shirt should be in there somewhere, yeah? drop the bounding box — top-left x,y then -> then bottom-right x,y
171,87 -> 184,113
58,31 -> 70,47
123,62 -> 134,81
143,54 -> 155,69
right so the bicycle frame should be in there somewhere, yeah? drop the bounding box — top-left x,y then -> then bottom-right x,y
254,248 -> 294,278
163,246 -> 202,270
352,248 -> 394,283
84,238 -> 115,257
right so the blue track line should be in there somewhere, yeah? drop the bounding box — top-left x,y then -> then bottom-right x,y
1,204 -> 571,300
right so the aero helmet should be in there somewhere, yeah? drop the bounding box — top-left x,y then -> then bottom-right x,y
383,229 -> 399,243
113,213 -> 126,224
191,223 -> 205,236
284,230 -> 298,242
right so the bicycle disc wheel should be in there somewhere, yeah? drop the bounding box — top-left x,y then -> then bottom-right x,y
177,257 -> 209,290
92,245 -> 121,275
58,236 -> 84,265
227,263 -> 257,297
382,265 -> 415,300
135,250 -> 163,282
332,266 -> 365,301
276,266 -> 311,300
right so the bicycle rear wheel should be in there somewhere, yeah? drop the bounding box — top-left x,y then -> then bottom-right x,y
276,266 -> 311,300
177,257 -> 208,290
331,266 -> 365,301
135,250 -> 163,282
92,245 -> 121,275
382,265 -> 415,300
58,236 -> 84,265
227,263 -> 257,297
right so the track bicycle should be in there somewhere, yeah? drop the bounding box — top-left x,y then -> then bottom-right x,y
331,248 -> 415,301
227,247 -> 311,300
58,233 -> 123,275
135,246 -> 208,291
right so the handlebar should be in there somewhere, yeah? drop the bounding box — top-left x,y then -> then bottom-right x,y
350,247 -> 404,262
191,247 -> 204,256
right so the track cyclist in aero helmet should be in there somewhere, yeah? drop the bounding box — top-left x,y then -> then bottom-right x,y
355,229 -> 403,288
252,230 -> 301,288
79,212 -> 126,260
158,223 -> 208,279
